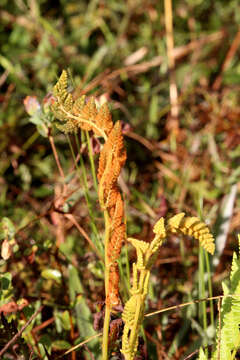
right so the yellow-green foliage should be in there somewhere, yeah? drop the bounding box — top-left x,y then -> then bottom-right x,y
167,213 -> 215,254
52,70 -> 74,130
121,213 -> 215,360
198,348 -> 208,360
211,236 -> 240,360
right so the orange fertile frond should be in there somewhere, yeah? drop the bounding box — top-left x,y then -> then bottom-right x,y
107,121 -> 126,167
103,160 -> 122,196
52,71 -> 126,311
107,265 -> 120,306
110,193 -> 124,228
105,186 -> 119,208
98,121 -> 126,206
97,146 -> 107,181
76,97 -> 97,131
95,103 -> 113,136
72,95 -> 86,113
108,224 -> 125,262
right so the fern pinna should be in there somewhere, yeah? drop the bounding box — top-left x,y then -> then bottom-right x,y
51,70 -> 126,359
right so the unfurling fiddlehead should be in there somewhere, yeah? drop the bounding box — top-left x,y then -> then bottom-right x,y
121,214 -> 214,360
52,71 -> 126,359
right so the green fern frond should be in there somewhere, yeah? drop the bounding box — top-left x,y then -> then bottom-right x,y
128,238 -> 149,253
53,70 -> 68,102
167,212 -> 185,231
198,347 -> 208,360
52,70 -> 73,124
122,295 -> 144,328
212,238 -> 240,360
121,293 -> 144,360
122,214 -> 215,360
167,213 -> 215,255
150,217 -> 166,254
153,217 -> 166,237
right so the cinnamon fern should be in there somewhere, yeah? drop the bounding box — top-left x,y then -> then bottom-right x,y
52,71 -> 216,360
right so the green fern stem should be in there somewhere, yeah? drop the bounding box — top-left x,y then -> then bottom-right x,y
129,270 -> 150,348
121,265 -> 150,359
99,154 -> 112,359
231,328 -> 240,360
129,294 -> 142,349
199,247 -> 207,335
205,251 -> 214,328
85,131 -> 98,193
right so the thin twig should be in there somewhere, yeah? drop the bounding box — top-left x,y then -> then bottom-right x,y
59,333 -> 102,358
69,312 -> 76,360
126,130 -> 155,152
217,297 -> 222,360
145,294 -> 240,318
0,69 -> 9,88
48,133 -> 65,180
32,317 -> 55,334
0,306 -> 43,357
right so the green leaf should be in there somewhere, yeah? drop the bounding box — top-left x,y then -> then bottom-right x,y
68,264 -> 83,303
0,218 -> 15,241
41,269 -> 62,284
39,334 -> 52,355
33,185 -> 53,198
0,272 -> 12,291
61,310 -> 71,331
52,340 -> 71,350
36,123 -> 48,137
55,310 -> 71,331
68,265 -> 97,343
0,273 -> 13,305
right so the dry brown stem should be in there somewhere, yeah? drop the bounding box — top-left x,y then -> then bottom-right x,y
213,27 -> 240,90
164,0 -> 179,135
